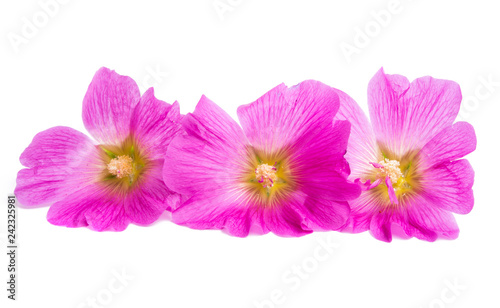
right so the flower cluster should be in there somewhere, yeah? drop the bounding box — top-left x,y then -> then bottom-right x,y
15,67 -> 476,242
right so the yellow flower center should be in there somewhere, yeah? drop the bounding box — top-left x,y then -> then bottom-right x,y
98,137 -> 148,191
255,163 -> 278,188
107,155 -> 134,179
376,158 -> 403,184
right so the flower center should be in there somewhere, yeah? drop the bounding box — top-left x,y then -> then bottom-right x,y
255,163 -> 278,188
376,158 -> 403,184
107,155 -> 134,179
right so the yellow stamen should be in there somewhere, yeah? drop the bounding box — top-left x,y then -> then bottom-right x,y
377,158 -> 403,184
255,163 -> 278,188
107,155 -> 134,179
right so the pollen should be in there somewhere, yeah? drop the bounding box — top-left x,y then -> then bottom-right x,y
377,158 -> 403,184
107,155 -> 134,179
255,163 -> 278,188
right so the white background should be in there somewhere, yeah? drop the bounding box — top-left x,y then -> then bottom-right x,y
1,0 -> 499,307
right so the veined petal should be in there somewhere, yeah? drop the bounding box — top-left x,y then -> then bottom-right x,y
418,122 -> 476,169
334,89 -> 379,178
294,196 -> 351,231
163,95 -> 249,196
291,120 -> 361,201
82,67 -> 140,144
125,159 -> 181,225
237,80 -> 340,154
15,126 -> 101,206
47,183 -> 128,232
130,88 -> 184,160
261,194 -> 312,237
406,194 -> 460,241
164,96 -> 255,236
368,68 -> 461,155
171,188 -> 254,237
420,159 -> 474,214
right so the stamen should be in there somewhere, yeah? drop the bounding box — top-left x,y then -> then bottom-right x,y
107,155 -> 134,179
374,158 -> 403,184
255,163 -> 278,188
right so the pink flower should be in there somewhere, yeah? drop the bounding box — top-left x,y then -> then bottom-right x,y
15,67 -> 184,231
334,68 -> 476,242
163,81 -> 361,237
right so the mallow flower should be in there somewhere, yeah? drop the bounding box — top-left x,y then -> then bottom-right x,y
15,67 -> 184,231
334,68 -> 476,242
163,81 -> 361,237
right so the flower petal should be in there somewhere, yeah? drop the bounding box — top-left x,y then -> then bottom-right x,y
368,68 -> 461,155
171,190 -> 254,237
290,120 -> 361,201
163,95 -> 249,196
419,159 -> 474,214
125,160 -> 180,225
261,196 -> 312,237
130,88 -> 184,160
406,195 -> 460,241
237,80 -> 340,154
82,67 -> 140,144
15,126 -> 101,206
418,122 -> 476,169
47,183 -> 128,231
334,89 -> 379,178
164,96 -> 254,236
294,196 -> 351,231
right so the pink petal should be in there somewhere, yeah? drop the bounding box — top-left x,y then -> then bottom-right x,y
342,192 -> 382,233
82,67 -> 140,144
130,88 -> 184,160
290,120 -> 361,201
125,160 -> 181,225
406,195 -> 460,241
237,80 -> 340,154
261,196 -> 312,237
368,68 -> 461,156
47,184 -> 129,232
15,126 -> 101,206
171,191 -> 253,237
334,89 -> 379,178
418,122 -> 476,169
293,195 -> 351,231
420,159 -> 474,214
163,95 -> 249,196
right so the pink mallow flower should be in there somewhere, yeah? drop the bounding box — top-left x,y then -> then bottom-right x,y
15,67 -> 184,231
163,81 -> 361,237
334,68 -> 476,242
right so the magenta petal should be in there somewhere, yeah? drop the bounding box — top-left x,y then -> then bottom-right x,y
418,122 -> 477,169
163,95 -> 248,196
406,196 -> 460,241
261,200 -> 312,237
294,196 -> 351,231
368,68 -> 462,155
237,80 -> 340,154
82,67 -> 140,144
15,126 -> 101,206
47,184 -> 128,232
343,192 -> 382,233
292,120 -> 361,201
125,160 -> 180,225
420,159 -> 474,214
172,191 -> 252,237
334,89 -> 379,178
130,88 -> 184,160
369,211 -> 394,242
